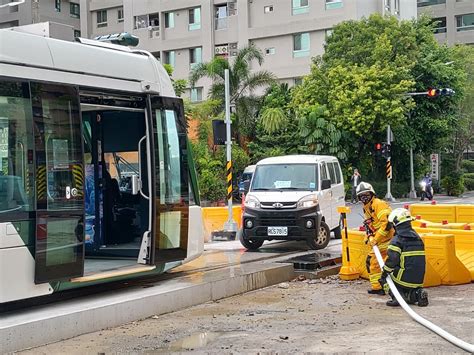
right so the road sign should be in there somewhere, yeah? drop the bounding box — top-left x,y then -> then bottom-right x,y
430,153 -> 439,180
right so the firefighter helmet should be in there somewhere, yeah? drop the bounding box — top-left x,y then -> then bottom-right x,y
388,208 -> 414,227
356,182 -> 375,196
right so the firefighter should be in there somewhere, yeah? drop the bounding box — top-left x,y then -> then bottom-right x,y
379,208 -> 429,307
356,182 -> 394,295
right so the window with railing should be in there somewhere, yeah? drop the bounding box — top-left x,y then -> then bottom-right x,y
326,0 -> 343,10
70,3 -> 80,18
456,13 -> 474,32
189,7 -> 201,31
215,5 -> 228,30
292,0 -> 308,15
55,0 -> 61,12
293,32 -> 310,57
417,0 -> 446,7
134,13 -> 159,30
433,17 -> 447,34
97,10 -> 107,28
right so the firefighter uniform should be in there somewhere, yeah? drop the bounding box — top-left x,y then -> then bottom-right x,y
381,208 -> 428,307
363,198 -> 395,291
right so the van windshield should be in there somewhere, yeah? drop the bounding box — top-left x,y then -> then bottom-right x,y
251,164 -> 319,191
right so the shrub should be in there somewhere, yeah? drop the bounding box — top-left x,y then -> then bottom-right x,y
463,173 -> 474,191
441,171 -> 465,196
461,160 -> 474,173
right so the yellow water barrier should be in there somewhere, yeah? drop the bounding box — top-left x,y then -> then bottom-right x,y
455,204 -> 474,223
409,204 -> 457,223
343,229 -> 471,286
415,227 -> 474,281
201,206 -> 242,241
409,203 -> 474,224
412,219 -> 469,230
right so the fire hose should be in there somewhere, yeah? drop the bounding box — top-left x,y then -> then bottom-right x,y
372,245 -> 474,353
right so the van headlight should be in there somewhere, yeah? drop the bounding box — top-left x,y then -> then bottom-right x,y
245,196 -> 261,209
297,194 -> 319,209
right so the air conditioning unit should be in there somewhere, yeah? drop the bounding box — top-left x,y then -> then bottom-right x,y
215,45 -> 229,54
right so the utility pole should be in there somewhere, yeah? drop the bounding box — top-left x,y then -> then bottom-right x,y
385,125 -> 395,202
223,69 -> 237,234
409,147 -> 417,198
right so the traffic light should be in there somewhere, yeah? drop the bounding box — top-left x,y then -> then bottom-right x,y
427,88 -> 455,98
427,88 -> 440,98
375,143 -> 382,156
382,143 -> 391,159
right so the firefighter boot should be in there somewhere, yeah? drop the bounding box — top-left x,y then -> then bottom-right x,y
416,288 -> 429,307
386,291 -> 400,307
368,289 -> 385,295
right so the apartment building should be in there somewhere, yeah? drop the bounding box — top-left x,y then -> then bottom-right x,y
0,0 -> 81,38
417,0 -> 474,45
77,0 -> 417,100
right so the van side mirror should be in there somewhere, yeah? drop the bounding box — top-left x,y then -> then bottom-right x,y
131,174 -> 140,195
321,179 -> 331,190
243,180 -> 250,193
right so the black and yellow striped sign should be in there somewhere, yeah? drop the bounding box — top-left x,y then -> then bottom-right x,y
72,164 -> 84,196
36,165 -> 46,200
386,159 -> 392,179
226,160 -> 232,201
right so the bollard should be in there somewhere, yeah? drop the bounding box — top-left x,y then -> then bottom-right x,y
338,206 -> 360,281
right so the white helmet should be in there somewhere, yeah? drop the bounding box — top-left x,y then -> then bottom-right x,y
388,208 -> 414,227
356,182 -> 375,196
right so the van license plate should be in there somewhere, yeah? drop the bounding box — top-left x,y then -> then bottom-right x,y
268,227 -> 288,236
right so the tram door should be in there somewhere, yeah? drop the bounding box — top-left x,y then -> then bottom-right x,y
148,97 -> 189,263
32,83 -> 85,284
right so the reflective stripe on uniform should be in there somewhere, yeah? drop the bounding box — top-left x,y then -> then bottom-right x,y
378,229 -> 389,236
392,275 -> 424,288
377,209 -> 391,219
383,265 -> 394,272
388,245 -> 402,254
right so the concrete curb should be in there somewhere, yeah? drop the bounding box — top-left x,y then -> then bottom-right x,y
1,263 -> 294,353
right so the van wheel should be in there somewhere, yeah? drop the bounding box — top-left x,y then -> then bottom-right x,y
333,225 -> 342,239
239,230 -> 264,250
307,221 -> 330,250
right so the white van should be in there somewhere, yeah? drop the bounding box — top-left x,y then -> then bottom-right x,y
240,155 -> 345,250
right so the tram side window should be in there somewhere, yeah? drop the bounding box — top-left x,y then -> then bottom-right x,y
0,81 -> 34,213
31,83 -> 83,211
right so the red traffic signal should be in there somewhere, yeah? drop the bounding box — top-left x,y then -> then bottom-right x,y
375,143 -> 382,151
427,88 -> 440,97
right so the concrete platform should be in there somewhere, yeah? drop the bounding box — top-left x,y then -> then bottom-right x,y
0,239 -> 341,353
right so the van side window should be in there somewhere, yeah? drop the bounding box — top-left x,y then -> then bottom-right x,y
327,162 -> 336,185
320,162 -> 328,181
333,162 -> 342,184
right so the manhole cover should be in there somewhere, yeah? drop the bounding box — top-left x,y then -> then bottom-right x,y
284,252 -> 341,270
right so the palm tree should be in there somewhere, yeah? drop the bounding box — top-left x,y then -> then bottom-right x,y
260,107 -> 287,134
189,45 -> 276,142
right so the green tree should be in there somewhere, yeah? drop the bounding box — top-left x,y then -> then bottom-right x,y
163,63 -> 187,97
290,14 -> 464,183
189,45 -> 276,140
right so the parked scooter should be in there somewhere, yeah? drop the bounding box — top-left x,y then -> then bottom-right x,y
420,174 -> 434,201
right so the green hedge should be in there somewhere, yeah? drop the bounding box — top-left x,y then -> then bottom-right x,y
464,172 -> 474,191
461,160 -> 474,173
441,171 -> 465,196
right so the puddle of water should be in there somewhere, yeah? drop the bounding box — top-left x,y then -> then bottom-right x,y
167,332 -> 222,351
